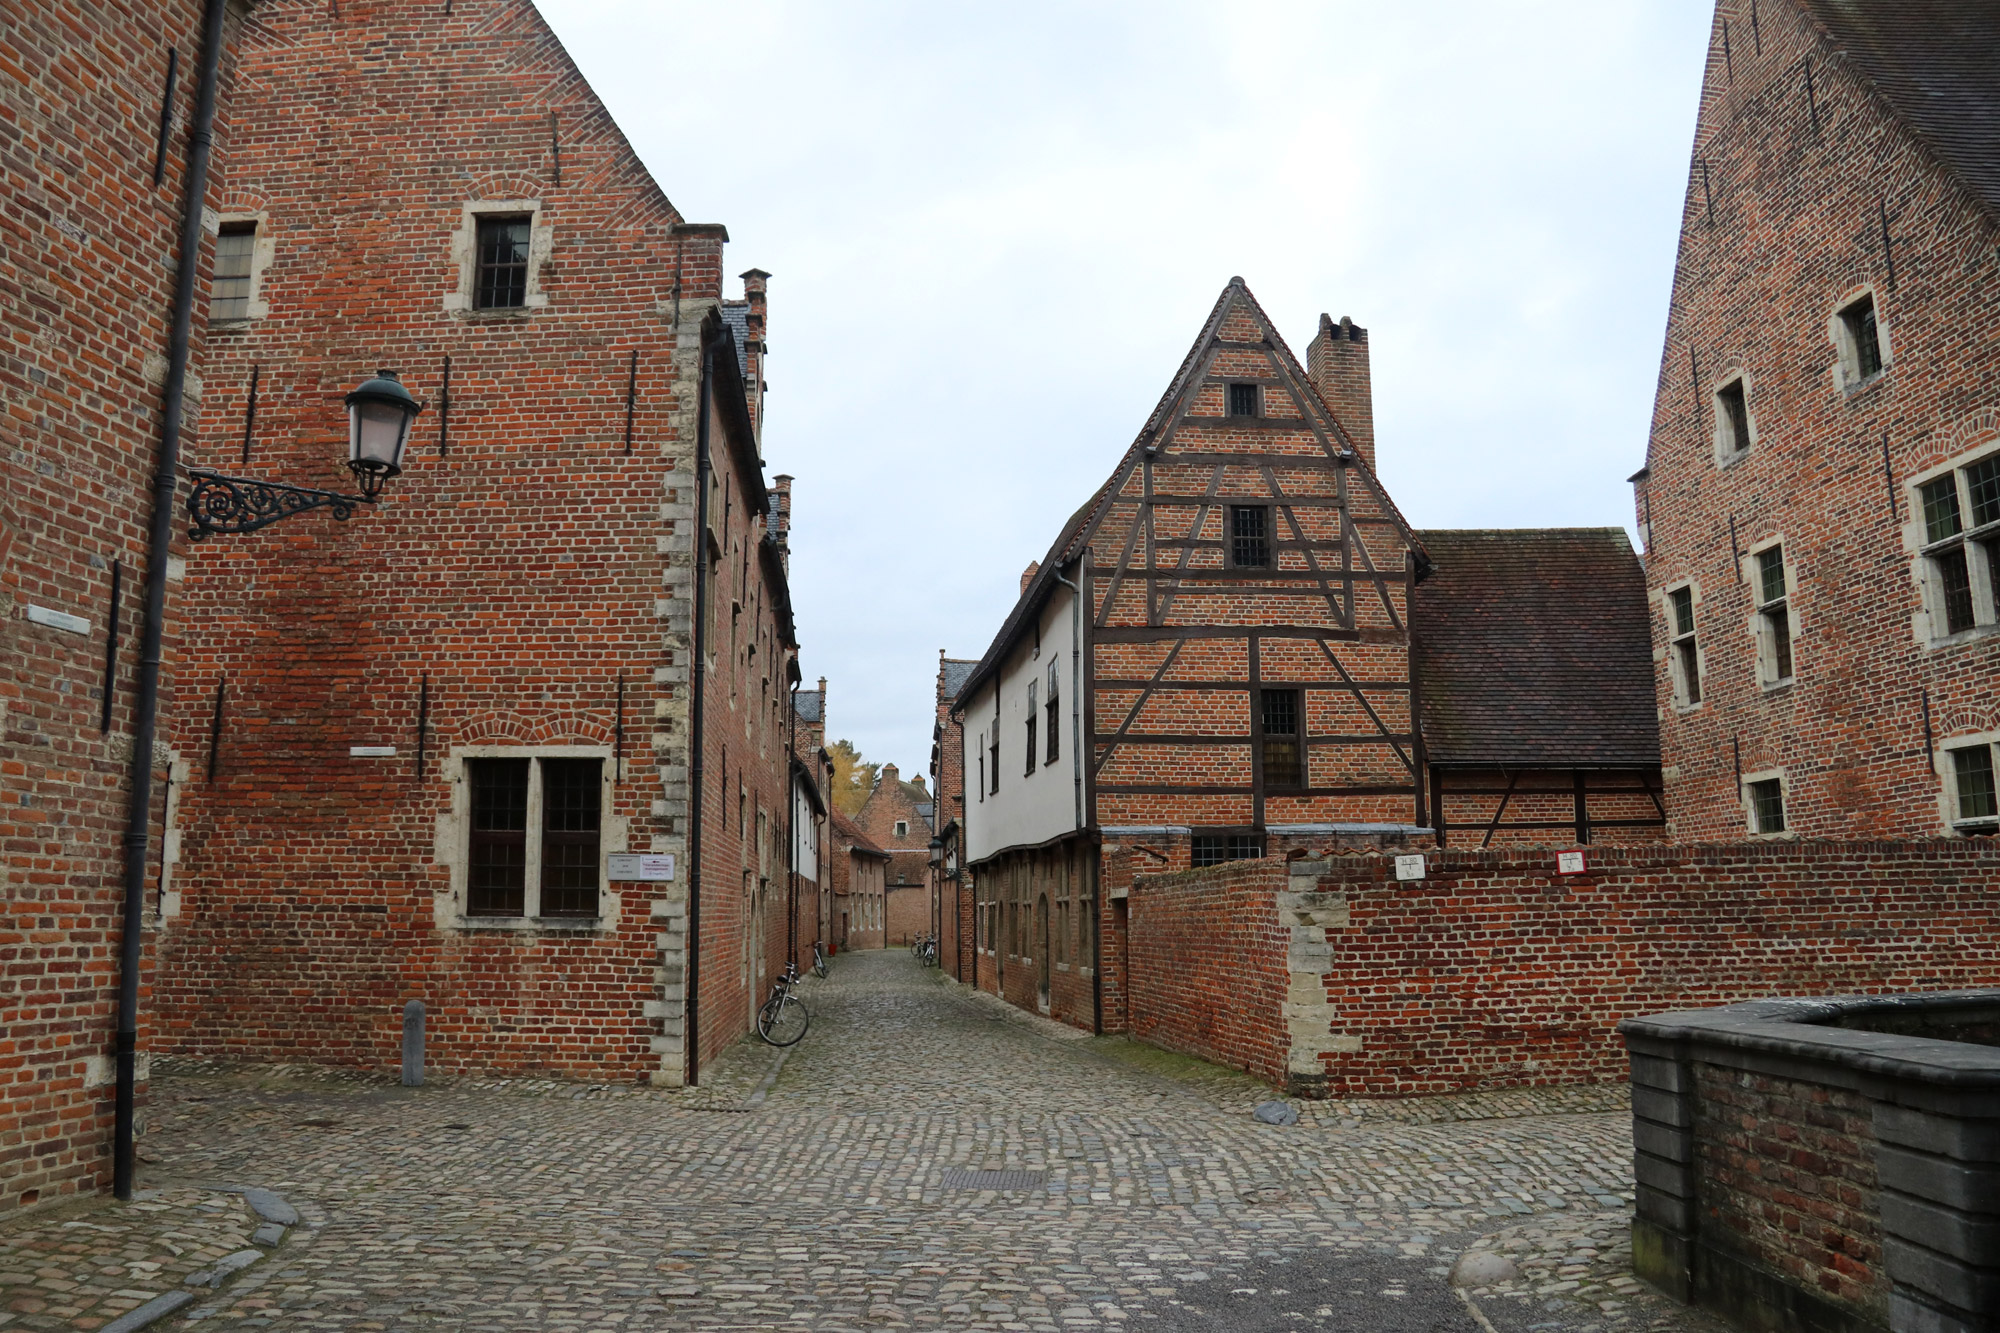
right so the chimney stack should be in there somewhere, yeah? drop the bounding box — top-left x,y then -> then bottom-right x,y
1308,313 -> 1374,472
740,268 -> 770,436
1020,561 -> 1040,597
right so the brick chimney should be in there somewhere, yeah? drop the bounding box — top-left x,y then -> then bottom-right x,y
1020,561 -> 1040,596
740,268 -> 770,437
1307,313 -> 1374,471
880,762 -> 898,790
770,473 -> 792,573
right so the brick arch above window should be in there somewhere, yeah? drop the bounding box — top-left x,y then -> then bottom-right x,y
453,709 -> 616,749
1938,405 -> 2000,461
462,171 -> 549,202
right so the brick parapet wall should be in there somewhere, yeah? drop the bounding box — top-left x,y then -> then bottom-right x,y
1122,842 -> 2000,1097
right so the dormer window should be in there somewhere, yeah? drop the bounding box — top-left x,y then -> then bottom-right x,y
1228,383 -> 1260,417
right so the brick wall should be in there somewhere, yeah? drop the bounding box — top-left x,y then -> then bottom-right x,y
1125,858 -> 1288,1085
149,0 -> 789,1090
1123,841 -> 2000,1096
1641,1 -> 2000,841
0,0 -> 245,1210
1690,1064 -> 1886,1315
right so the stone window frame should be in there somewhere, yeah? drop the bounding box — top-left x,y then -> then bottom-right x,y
1905,440 -> 2000,649
1661,579 -> 1705,711
1711,370 -> 1758,467
1741,536 -> 1797,691
208,210 -> 274,328
1829,284 -> 1892,394
445,200 -> 553,317
1740,767 -> 1793,839
1935,728 -> 2000,837
434,743 -> 627,932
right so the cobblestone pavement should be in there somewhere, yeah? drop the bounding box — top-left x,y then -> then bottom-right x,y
13,950 -> 1717,1331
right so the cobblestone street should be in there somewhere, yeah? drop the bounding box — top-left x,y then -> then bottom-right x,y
8,951 -> 1723,1332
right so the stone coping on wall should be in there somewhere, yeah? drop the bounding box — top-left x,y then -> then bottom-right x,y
1621,991 -> 2000,1333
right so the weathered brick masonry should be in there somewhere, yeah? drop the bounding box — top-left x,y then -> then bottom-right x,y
151,0 -> 796,1088
1,0 -> 246,1209
1123,843 -> 2000,1097
1637,0 -> 2000,841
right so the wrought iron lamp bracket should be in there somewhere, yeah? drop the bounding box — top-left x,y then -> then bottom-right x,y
183,466 -> 374,541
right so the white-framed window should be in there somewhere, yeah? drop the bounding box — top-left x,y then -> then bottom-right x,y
1912,447 -> 2000,642
894,820 -> 908,839
446,200 -> 551,315
1831,288 -> 1890,391
1742,769 -> 1790,837
1713,373 -> 1756,463
1749,542 -> 1795,686
1666,583 -> 1702,707
1941,736 -> 1999,836
452,747 -> 614,923
210,211 -> 272,324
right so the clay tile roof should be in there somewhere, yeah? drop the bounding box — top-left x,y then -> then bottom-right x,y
832,811 -> 890,860
1794,0 -> 2000,223
1412,529 -> 1659,769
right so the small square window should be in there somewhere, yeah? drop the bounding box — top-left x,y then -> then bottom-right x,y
1922,475 -> 1965,545
1229,505 -> 1270,568
1260,688 -> 1302,789
1748,777 -> 1786,835
1716,378 -> 1751,456
1228,383 -> 1260,417
213,222 -> 257,321
1950,746 -> 1998,828
475,214 -> 532,309
1841,294 -> 1883,381
1967,456 -> 2000,530
894,820 -> 908,838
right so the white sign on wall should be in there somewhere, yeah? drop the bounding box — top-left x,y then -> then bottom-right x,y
1393,853 -> 1426,882
607,853 -> 674,882
1557,849 -> 1589,876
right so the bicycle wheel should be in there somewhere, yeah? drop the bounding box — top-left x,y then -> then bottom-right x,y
813,948 -> 828,979
757,993 -> 809,1046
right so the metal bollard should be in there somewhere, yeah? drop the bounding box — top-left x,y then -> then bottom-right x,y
401,1000 -> 425,1087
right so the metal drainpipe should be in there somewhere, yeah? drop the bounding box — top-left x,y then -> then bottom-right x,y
1051,563 -> 1099,1034
684,335 -> 714,1087
114,0 -> 229,1202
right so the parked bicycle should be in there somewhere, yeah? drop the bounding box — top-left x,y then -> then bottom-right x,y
812,940 -> 829,979
756,961 -> 809,1047
914,933 -> 939,968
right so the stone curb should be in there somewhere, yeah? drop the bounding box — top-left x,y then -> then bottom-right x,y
102,1187 -> 300,1331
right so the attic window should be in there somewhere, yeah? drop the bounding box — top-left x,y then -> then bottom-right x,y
1228,383 -> 1260,418
894,820 -> 908,838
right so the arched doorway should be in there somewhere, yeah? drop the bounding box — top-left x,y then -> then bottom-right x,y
1035,893 -> 1050,1013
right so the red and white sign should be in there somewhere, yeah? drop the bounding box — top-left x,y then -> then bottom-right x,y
1556,849 -> 1588,875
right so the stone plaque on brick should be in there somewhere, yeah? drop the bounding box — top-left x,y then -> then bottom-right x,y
1557,849 -> 1588,875
1393,854 -> 1425,881
608,853 -> 674,882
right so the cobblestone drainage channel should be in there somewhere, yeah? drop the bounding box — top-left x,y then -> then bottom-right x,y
939,1168 -> 1047,1191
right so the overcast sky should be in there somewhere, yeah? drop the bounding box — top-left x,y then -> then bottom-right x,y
545,2 -> 1713,778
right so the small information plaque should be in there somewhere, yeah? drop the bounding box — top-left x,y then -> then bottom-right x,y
1393,853 -> 1426,882
607,853 -> 674,882
1556,849 -> 1588,876
349,745 -> 397,758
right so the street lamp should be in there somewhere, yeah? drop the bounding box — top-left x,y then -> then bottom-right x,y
185,367 -> 422,539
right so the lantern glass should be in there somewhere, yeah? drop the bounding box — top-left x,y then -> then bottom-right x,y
343,368 -> 421,497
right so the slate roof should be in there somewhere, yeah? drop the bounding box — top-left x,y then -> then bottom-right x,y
952,278 -> 1424,711
1794,0 -> 2000,223
719,301 -> 752,377
1411,529 -> 1659,769
792,689 -> 824,723
939,658 -> 979,702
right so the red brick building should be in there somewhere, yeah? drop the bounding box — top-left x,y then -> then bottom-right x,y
853,763 -> 933,946
829,809 -> 888,952
1634,0 -> 2000,841
1,0 -> 247,1209
951,280 -> 1666,1031
149,0 -> 802,1088
930,654 -> 977,979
